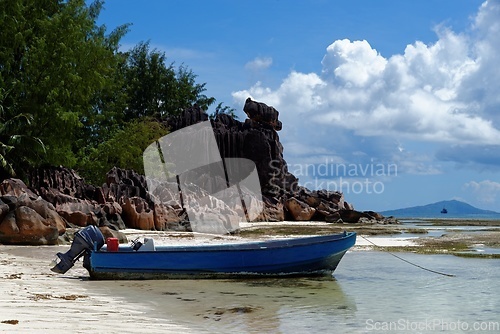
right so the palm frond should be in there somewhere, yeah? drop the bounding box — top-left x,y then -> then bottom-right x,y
0,154 -> 16,177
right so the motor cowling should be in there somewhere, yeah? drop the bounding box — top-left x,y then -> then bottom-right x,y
51,225 -> 105,274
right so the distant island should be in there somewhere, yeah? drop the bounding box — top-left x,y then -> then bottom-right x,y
381,200 -> 500,219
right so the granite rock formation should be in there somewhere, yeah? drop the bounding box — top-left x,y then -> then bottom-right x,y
0,179 -> 66,245
0,99 -> 391,245
163,99 -> 383,224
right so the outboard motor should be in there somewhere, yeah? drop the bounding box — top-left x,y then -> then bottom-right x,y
51,225 -> 105,274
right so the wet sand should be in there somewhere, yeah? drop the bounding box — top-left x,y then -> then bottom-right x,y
0,245 -> 193,333
0,224 -> 407,333
1,219 -> 498,332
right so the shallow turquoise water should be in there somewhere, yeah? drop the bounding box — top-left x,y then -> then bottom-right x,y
91,251 -> 500,333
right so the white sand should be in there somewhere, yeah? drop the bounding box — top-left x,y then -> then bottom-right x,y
0,226 -> 417,333
0,245 -> 195,333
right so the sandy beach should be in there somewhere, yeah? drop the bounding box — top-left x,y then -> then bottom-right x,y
0,245 -> 194,333
0,223 -> 406,333
1,219 -> 498,332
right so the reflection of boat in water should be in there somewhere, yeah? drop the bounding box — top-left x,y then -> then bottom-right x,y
84,275 -> 357,333
441,207 -> 448,214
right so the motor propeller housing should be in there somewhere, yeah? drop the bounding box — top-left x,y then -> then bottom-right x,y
51,225 -> 105,274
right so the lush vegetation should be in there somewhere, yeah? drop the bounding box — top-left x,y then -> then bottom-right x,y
0,0 -> 219,184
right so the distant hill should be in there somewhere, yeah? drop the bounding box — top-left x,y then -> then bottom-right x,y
381,200 -> 500,218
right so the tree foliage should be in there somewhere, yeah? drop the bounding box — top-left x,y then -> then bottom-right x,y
77,118 -> 169,185
209,102 -> 238,120
0,88 -> 46,180
0,0 -> 222,184
122,42 -> 215,122
0,0 -> 129,177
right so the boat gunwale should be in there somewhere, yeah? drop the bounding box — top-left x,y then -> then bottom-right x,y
93,231 -> 356,254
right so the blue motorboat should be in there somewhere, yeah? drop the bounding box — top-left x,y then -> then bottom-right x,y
51,226 -> 356,279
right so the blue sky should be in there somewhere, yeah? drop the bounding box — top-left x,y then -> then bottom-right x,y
97,0 -> 500,212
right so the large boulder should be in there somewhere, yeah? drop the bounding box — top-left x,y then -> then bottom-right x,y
251,196 -> 285,222
0,178 -> 38,199
56,201 -> 99,227
121,197 -> 155,230
338,210 -> 376,224
0,208 -> 60,245
17,194 -> 66,235
243,97 -> 282,131
153,203 -> 187,231
30,166 -> 97,202
0,179 -> 67,245
285,197 -> 316,221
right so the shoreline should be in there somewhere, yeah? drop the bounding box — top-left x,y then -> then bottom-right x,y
0,245 -> 196,333
238,219 -> 500,258
1,218 -> 499,331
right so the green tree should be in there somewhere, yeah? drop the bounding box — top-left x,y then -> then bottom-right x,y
0,0 -> 129,175
0,88 -> 46,180
122,42 -> 215,121
77,118 -> 169,185
209,102 -> 238,120
0,0 -> 225,184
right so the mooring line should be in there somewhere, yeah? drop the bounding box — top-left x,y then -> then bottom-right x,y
359,235 -> 456,277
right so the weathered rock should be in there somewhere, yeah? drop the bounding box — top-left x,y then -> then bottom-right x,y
338,210 -> 375,224
101,201 -> 123,216
166,104 -> 209,132
98,211 -> 126,230
363,210 -> 385,221
121,197 -> 155,230
210,115 -> 296,197
104,167 -> 152,205
252,196 -> 285,222
153,203 -> 187,231
17,194 -> 66,235
56,201 -> 98,227
243,97 -> 282,131
0,206 -> 59,245
0,211 -> 17,235
285,197 -> 316,221
344,201 -> 354,211
98,226 -> 128,244
303,193 -> 321,208
0,198 -> 10,223
0,179 -> 68,245
30,166 -> 97,201
325,211 -> 342,223
0,178 -> 38,199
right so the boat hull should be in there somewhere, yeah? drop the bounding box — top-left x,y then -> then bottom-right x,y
85,232 -> 356,280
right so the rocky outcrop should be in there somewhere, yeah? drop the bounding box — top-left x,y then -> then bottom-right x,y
103,168 -> 189,231
243,97 -> 282,131
29,166 -> 189,233
0,179 -> 66,245
0,99 -> 392,245
285,197 -> 316,221
252,197 -> 285,222
30,165 -> 97,203
206,100 -> 389,224
121,197 -> 155,230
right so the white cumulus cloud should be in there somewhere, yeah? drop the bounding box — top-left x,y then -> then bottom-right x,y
232,0 -> 500,171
